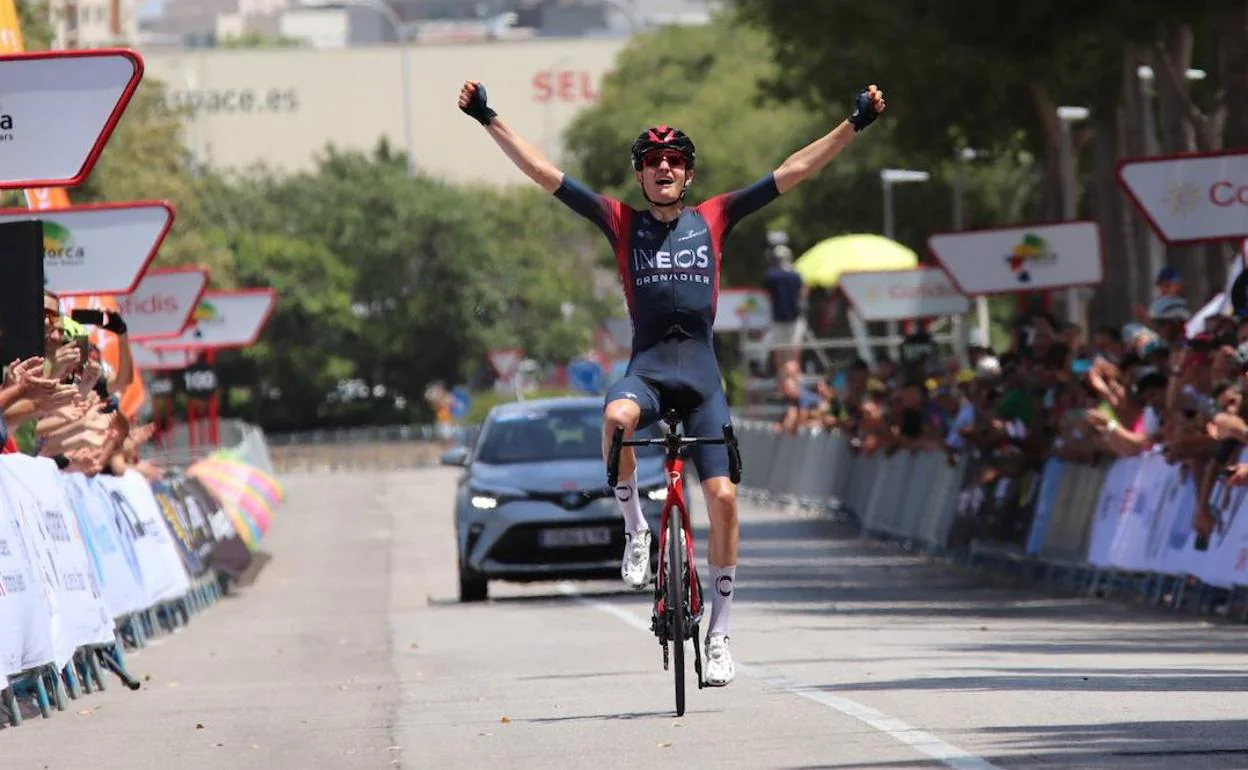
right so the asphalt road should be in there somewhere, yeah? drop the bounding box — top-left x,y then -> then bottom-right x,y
6,466 -> 1248,769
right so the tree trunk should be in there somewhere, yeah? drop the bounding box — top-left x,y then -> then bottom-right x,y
1028,81 -> 1065,222
1150,26 -> 1215,307
1217,1 -> 1248,149
1118,44 -> 1151,311
1088,109 -> 1130,331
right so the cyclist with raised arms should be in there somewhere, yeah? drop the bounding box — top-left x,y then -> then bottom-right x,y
458,80 -> 885,686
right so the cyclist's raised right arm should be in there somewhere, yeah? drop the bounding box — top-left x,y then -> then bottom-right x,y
459,80 -> 562,193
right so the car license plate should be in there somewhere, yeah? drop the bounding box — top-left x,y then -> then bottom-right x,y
538,527 -> 612,548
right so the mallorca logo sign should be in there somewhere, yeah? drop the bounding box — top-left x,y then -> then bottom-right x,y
42,220 -> 85,265
928,221 -> 1102,296
1005,233 -> 1057,284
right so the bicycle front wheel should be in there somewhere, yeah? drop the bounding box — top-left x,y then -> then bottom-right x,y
667,505 -> 686,717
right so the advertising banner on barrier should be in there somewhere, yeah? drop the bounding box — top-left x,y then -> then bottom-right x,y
17,458 -> 115,651
714,289 -> 772,332
66,476 -> 148,619
0,201 -> 175,296
150,289 -> 278,350
113,266 -> 208,340
838,267 -> 969,321
1117,150 -> 1248,244
0,50 -> 144,190
0,475 -> 49,677
928,221 -> 1104,296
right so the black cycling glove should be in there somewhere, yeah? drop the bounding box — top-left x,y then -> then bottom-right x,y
103,311 -> 127,335
848,87 -> 881,133
460,82 -> 498,127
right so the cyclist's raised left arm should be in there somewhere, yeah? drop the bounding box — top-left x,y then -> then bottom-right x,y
773,85 -> 886,195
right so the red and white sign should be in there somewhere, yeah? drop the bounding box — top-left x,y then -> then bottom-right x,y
113,266 -> 209,341
148,288 -> 277,350
838,267 -> 969,321
1117,150 -> 1248,244
0,49 -> 144,189
488,348 -> 523,377
532,70 -> 600,103
131,343 -> 195,371
928,221 -> 1104,296
0,201 -> 174,295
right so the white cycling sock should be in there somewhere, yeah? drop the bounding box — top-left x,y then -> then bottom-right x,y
709,564 -> 735,638
615,471 -> 647,533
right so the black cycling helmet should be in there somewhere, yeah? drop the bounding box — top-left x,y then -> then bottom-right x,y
630,125 -> 696,171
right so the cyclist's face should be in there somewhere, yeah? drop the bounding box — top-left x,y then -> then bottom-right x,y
636,150 -> 690,204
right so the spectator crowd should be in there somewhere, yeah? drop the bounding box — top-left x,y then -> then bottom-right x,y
0,290 -> 163,481
772,267 -> 1248,549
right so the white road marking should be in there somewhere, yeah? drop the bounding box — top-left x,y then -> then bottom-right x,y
557,582 -> 1005,770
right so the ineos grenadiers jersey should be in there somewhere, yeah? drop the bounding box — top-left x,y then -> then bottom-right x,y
555,173 -> 781,391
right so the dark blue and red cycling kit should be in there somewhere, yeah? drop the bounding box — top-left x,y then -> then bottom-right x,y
554,173 -> 781,479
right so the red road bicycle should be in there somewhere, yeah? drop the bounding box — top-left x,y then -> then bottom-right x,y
607,409 -> 742,717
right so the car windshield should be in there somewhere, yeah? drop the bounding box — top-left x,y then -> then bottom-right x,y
475,406 -> 661,465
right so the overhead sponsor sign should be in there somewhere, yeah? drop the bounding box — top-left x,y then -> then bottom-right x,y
714,289 -> 771,332
0,49 -> 144,189
838,267 -> 969,321
0,201 -> 174,295
149,289 -> 277,350
928,221 -> 1104,296
113,266 -> 208,341
1117,150 -> 1248,244
132,344 -> 195,371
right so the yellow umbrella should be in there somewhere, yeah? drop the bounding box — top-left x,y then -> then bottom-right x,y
792,234 -> 919,288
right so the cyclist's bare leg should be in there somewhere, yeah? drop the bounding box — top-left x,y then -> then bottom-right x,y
701,476 -> 739,571
602,398 -> 641,481
701,475 -> 738,684
605,399 -> 651,588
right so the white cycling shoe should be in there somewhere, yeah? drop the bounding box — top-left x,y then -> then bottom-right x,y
703,633 -> 735,686
621,529 -> 652,589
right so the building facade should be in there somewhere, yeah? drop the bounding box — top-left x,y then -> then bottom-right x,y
139,37 -> 626,185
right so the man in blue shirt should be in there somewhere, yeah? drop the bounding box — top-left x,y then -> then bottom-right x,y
459,79 -> 885,686
761,243 -> 807,374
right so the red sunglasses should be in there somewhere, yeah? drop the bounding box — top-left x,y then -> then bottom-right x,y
643,151 -> 686,169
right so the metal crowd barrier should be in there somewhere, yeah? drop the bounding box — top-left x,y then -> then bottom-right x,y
732,423 -> 1248,621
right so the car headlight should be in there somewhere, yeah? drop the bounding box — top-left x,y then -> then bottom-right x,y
645,486 -> 667,502
470,495 -> 499,510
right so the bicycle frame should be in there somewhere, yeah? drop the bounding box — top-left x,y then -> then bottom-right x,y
654,453 -> 702,627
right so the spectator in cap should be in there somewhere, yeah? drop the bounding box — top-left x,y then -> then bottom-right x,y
1156,267 -> 1183,298
760,242 -> 808,374
1148,295 -> 1191,349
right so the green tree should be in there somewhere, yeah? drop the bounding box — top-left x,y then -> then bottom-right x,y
562,14 -> 1043,280
16,0 -> 53,50
73,80 -> 237,281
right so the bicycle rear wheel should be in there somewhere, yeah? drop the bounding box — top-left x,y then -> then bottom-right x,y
667,505 -> 685,717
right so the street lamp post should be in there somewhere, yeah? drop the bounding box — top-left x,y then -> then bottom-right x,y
303,0 -> 415,177
1056,105 -> 1089,329
1135,65 -> 1207,301
880,168 -> 930,357
953,147 -> 990,345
